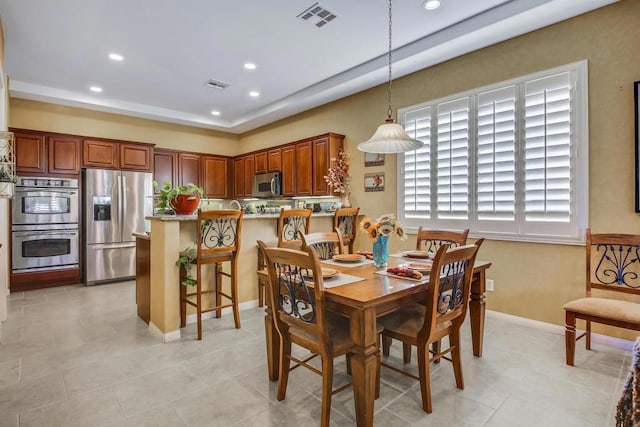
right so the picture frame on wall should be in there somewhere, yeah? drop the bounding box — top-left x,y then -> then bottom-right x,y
364,173 -> 385,192
364,152 -> 385,167
635,81 -> 640,212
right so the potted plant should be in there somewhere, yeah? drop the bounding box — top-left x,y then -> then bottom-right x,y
153,181 -> 204,215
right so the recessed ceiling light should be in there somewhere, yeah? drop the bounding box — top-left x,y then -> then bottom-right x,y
244,62 -> 257,70
90,86 -> 103,93
211,110 -> 221,116
108,53 -> 124,61
249,91 -> 260,97
424,0 -> 441,10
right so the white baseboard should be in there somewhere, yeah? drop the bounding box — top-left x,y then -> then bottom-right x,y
148,321 -> 181,343
486,309 -> 635,351
184,299 -> 260,325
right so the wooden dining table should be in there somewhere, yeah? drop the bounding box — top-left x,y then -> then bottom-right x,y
263,255 -> 492,427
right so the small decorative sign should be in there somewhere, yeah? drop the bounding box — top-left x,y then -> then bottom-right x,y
364,173 -> 385,192
364,152 -> 385,167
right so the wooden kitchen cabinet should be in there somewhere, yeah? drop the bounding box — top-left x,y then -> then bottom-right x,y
48,136 -> 81,175
295,141 -> 313,196
153,149 -> 178,190
268,148 -> 281,172
178,153 -> 200,187
233,157 -> 244,197
120,143 -> 152,171
15,132 -> 46,174
280,145 -> 295,197
312,134 -> 344,195
83,139 -> 119,169
254,151 -> 267,174
201,155 -> 228,198
243,155 -> 254,196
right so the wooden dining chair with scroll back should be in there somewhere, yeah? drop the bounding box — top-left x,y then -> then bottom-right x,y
301,230 -> 345,260
378,239 -> 482,414
256,208 -> 313,307
333,207 -> 360,254
179,209 -> 243,340
259,241 -> 365,427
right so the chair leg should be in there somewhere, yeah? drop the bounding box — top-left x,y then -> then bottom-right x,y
403,343 -> 412,364
345,353 -> 351,375
277,335 -> 292,401
258,279 -> 264,308
585,320 -> 591,350
180,284 -> 187,328
432,340 -> 441,364
196,275 -> 203,341
450,330 -> 464,390
565,310 -> 576,366
376,348 -> 381,400
215,263 -> 222,319
382,335 -> 391,356
417,343 -> 432,414
320,355 -> 334,427
231,261 -> 241,329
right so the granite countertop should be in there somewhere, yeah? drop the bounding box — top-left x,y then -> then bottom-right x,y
132,231 -> 150,240
147,211 -> 335,221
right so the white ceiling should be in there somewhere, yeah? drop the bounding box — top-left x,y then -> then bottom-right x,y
0,0 -> 617,134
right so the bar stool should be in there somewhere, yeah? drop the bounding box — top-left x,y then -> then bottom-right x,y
333,207 -> 359,254
180,209 -> 244,340
257,208 -> 312,307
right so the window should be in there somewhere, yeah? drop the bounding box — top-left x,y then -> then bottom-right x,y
398,61 -> 588,244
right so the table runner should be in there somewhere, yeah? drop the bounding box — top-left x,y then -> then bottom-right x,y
322,273 -> 367,289
321,258 -> 375,268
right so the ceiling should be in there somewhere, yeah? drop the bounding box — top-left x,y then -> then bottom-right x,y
0,0 -> 617,134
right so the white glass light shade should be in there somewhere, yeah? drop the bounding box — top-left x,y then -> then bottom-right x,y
357,122 -> 424,154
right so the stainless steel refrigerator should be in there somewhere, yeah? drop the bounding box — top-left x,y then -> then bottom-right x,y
84,168 -> 152,285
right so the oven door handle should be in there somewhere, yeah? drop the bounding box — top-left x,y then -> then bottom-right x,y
13,231 -> 78,237
15,189 -> 77,195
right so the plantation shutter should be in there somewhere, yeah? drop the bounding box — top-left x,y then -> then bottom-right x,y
524,72 -> 572,223
476,86 -> 516,221
436,98 -> 469,220
402,107 -> 431,219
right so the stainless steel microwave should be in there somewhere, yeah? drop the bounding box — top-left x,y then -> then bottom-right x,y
253,172 -> 281,198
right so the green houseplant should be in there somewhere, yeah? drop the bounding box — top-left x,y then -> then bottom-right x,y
153,181 -> 204,215
176,246 -> 197,286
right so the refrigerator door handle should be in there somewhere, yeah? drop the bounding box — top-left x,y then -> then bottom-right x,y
89,242 -> 137,250
117,173 -> 124,242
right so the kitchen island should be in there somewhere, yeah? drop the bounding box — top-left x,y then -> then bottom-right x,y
142,211 -> 335,341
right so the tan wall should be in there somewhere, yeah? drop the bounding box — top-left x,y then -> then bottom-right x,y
240,0 -> 640,339
8,98 -> 241,156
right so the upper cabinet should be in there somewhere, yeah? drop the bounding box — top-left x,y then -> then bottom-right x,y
254,151 -> 267,174
153,149 -> 178,191
83,139 -> 119,169
201,155 -> 229,198
14,130 -> 80,176
120,143 -> 152,171
281,145 -> 295,197
233,154 -> 255,198
178,152 -> 200,187
295,141 -> 313,196
312,133 -> 344,196
268,148 -> 281,172
243,155 -> 254,196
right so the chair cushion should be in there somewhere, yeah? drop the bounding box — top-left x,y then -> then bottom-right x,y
379,303 -> 452,340
563,297 -> 640,324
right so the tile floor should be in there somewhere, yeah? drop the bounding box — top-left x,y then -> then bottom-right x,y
0,281 -> 631,426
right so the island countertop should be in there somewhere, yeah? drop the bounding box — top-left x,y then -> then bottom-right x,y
146,211 -> 335,221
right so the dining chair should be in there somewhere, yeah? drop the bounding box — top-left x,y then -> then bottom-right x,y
378,239 -> 483,413
333,207 -> 360,254
179,209 -> 244,340
416,227 -> 469,252
301,230 -> 345,260
259,241 -> 378,427
564,229 -> 640,366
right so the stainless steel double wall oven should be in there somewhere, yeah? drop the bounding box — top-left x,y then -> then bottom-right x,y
12,176 -> 80,272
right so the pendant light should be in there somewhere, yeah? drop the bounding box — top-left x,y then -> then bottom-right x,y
357,0 -> 423,154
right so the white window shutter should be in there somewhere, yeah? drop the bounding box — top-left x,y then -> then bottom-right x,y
436,98 -> 469,220
403,107 -> 431,219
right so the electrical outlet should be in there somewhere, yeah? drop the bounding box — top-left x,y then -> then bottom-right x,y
486,279 -> 494,292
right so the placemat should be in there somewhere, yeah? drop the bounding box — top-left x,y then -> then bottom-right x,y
321,258 -> 375,268
322,273 -> 367,289
374,270 -> 431,284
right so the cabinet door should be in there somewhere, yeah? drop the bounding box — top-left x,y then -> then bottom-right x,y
281,145 -> 295,196
178,153 -> 200,187
312,136 -> 329,195
244,155 -> 254,196
120,143 -> 152,171
201,156 -> 228,198
83,139 -> 119,169
268,148 -> 281,172
153,149 -> 177,191
295,141 -> 313,196
48,136 -> 81,175
254,151 -> 267,174
15,132 -> 46,174
234,157 -> 244,197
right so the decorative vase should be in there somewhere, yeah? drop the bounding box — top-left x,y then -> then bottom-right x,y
172,194 -> 201,215
340,191 -> 351,208
372,235 -> 389,269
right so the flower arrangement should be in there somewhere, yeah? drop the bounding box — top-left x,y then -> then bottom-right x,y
324,150 -> 350,194
359,213 -> 407,241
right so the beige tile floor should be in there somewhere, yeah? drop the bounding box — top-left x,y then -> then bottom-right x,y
0,280 -> 631,426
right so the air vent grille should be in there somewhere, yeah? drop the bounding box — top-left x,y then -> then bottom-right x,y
203,79 -> 230,90
297,3 -> 337,28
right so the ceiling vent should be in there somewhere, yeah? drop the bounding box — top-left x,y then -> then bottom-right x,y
203,79 -> 230,90
297,3 -> 337,28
